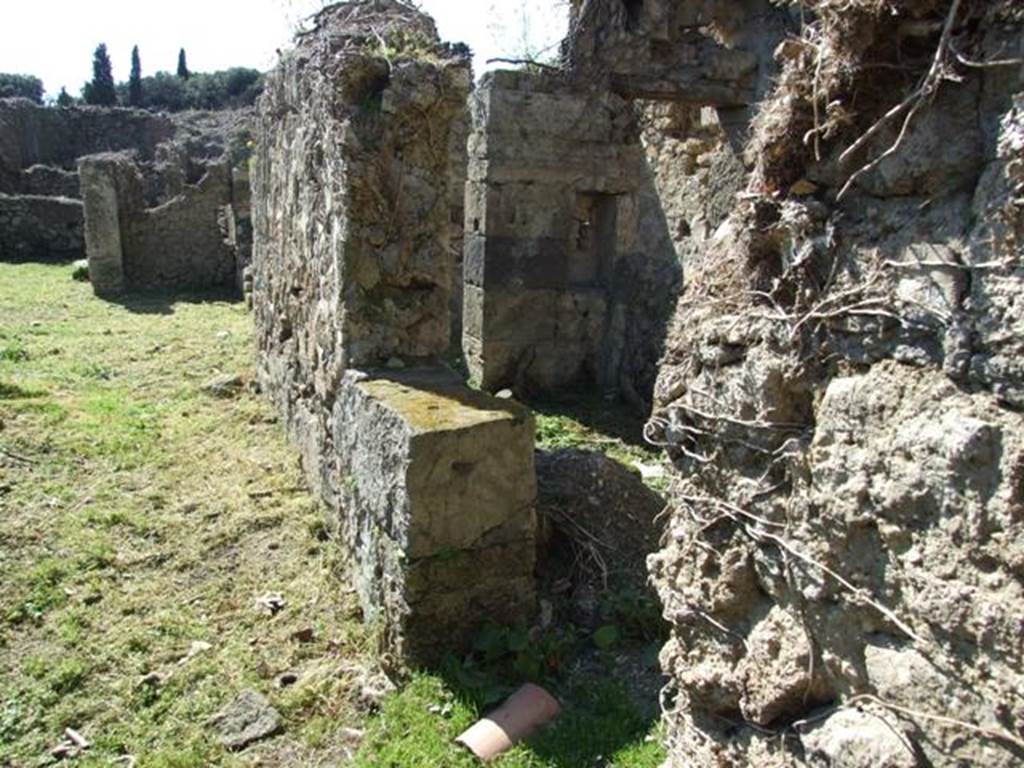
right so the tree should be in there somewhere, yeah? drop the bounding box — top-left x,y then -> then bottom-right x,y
177,49 -> 190,80
144,71 -> 187,111
84,43 -> 117,106
56,87 -> 74,107
0,73 -> 44,103
128,45 -> 143,107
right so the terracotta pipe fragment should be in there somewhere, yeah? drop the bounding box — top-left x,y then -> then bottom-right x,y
455,683 -> 562,762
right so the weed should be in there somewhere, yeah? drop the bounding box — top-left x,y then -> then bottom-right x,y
6,558 -> 68,625
0,342 -> 29,362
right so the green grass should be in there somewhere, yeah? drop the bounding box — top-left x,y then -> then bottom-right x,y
531,396 -> 670,493
0,262 -> 666,767
0,262 -> 371,765
355,675 -> 664,768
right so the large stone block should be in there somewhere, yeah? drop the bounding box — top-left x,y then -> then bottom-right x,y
79,156 -> 126,295
463,234 -> 569,289
333,368 -> 537,662
464,180 -> 575,241
463,284 -> 559,344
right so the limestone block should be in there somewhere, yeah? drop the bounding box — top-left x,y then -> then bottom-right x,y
333,368 -> 537,661
463,284 -> 559,344
479,87 -> 617,143
526,341 -> 592,392
79,157 -> 125,295
463,234 -> 570,289
554,290 -> 607,345
464,180 -> 575,241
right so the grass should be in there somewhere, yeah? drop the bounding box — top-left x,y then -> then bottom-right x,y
0,262 -> 665,767
355,674 -> 664,768
0,263 -> 371,765
530,396 -> 671,494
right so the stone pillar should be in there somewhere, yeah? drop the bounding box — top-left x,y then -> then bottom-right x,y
462,71 -> 643,395
335,368 -> 536,662
79,156 -> 125,296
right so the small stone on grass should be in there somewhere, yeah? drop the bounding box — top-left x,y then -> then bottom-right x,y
208,690 -> 283,751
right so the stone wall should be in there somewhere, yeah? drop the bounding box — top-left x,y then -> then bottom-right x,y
0,97 -> 251,271
0,98 -> 174,191
126,160 -> 237,289
80,152 -> 241,295
0,194 -> 83,262
463,70 -> 680,405
252,0 -> 536,664
645,2 -> 1024,766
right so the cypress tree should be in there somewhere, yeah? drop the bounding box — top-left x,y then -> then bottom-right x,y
177,49 -> 190,80
85,43 -> 117,106
56,87 -> 74,107
128,45 -> 143,107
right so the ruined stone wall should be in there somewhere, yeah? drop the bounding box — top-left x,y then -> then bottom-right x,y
253,0 -> 536,663
464,70 -> 680,405
0,194 -> 83,262
0,98 -> 174,191
0,98 -> 251,271
125,160 -> 237,289
644,2 -> 1024,766
80,152 -> 240,294
252,2 -> 470,488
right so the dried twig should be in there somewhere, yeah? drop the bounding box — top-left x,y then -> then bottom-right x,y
837,0 -> 963,201
485,57 -> 561,72
0,447 -> 36,465
846,694 -> 1024,753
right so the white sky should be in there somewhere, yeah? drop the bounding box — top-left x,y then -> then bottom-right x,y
0,1 -> 569,100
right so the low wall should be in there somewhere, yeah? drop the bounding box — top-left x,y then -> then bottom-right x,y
80,153 -> 240,294
0,194 -> 83,262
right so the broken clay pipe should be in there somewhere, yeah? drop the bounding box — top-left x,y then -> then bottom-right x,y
456,683 -> 562,762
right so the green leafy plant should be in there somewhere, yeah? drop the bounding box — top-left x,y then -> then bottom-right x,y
442,622 -> 579,707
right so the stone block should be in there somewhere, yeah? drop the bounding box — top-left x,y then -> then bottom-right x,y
479,87 -> 617,143
524,341 -> 592,392
464,234 -> 569,289
464,180 -> 575,241
554,289 -> 607,344
464,284 -> 559,344
79,157 -> 125,295
333,367 -> 537,662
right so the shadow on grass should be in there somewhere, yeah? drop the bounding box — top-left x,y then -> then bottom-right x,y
0,380 -> 46,400
100,286 -> 243,316
526,389 -> 651,450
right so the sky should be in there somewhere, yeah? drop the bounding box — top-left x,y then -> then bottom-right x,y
0,1 -> 569,100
